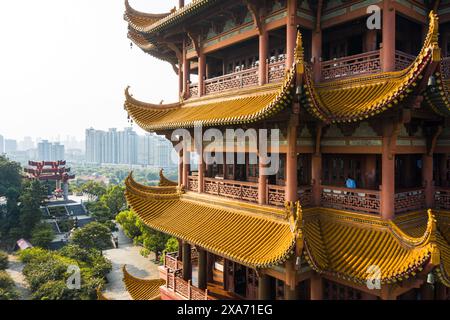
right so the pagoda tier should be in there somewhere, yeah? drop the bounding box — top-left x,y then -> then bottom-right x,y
126,174 -> 450,287
125,13 -> 447,131
125,173 -> 298,269
302,12 -> 444,123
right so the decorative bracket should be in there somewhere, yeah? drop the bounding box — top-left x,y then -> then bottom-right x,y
187,31 -> 201,56
244,0 -> 264,35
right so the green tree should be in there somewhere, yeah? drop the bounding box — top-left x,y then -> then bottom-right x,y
19,246 -> 111,300
18,180 -> 45,238
0,156 -> 22,248
100,185 -> 126,218
80,181 -> 107,199
0,271 -> 19,300
160,237 -> 179,263
87,202 -> 112,223
116,210 -> 141,239
0,251 -> 8,270
70,222 -> 112,251
30,223 -> 55,248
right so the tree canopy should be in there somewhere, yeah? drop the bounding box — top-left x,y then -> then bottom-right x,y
70,222 -> 112,251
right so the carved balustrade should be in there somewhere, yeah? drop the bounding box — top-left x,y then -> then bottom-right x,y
189,83 -> 199,97
321,51 -> 381,81
187,176 -> 199,192
394,50 -> 415,71
204,178 -> 259,203
321,186 -> 381,214
435,188 -> 450,210
394,189 -> 425,213
267,58 -> 286,83
166,271 -> 209,300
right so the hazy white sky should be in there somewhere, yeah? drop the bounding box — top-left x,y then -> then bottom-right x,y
0,0 -> 185,141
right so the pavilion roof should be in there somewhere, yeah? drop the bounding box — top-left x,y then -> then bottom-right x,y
122,265 -> 165,300
124,173 -> 450,287
124,32 -> 303,131
302,11 -> 442,123
302,208 -> 450,286
124,0 -> 217,35
124,174 -> 298,269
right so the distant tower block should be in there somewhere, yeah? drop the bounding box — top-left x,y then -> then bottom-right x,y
24,160 -> 75,201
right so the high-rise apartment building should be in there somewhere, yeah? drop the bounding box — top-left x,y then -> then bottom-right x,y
4,139 -> 18,154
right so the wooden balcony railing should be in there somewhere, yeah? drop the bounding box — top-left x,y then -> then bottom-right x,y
267,58 -> 286,83
435,187 -> 450,210
321,186 -> 381,214
164,252 -> 182,271
394,188 -> 425,213
442,57 -> 450,79
189,84 -> 199,97
187,176 -> 198,192
164,250 -> 198,272
166,271 -> 209,300
203,178 -> 312,208
188,59 -> 286,97
321,51 -> 381,81
321,50 -> 416,81
395,50 -> 415,71
204,178 -> 259,203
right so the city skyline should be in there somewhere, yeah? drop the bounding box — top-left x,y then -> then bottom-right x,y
0,0 -> 182,141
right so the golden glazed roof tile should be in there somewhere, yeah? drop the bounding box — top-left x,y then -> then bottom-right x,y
124,0 -> 172,33
159,169 -> 178,187
124,33 -> 305,131
302,12 -> 441,123
124,174 -> 298,268
302,208 -> 450,286
125,0 -> 217,35
122,265 -> 165,300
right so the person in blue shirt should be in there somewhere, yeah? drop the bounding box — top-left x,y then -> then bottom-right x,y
346,175 -> 357,189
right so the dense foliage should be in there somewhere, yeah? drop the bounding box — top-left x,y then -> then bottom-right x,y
69,164 -> 178,187
70,222 -> 113,251
116,210 -> 177,261
30,223 -> 55,249
0,251 -> 8,270
0,156 -> 48,249
0,270 -> 19,300
19,246 -> 111,300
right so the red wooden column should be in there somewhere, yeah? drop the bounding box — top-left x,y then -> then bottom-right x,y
382,1 -> 396,72
286,0 -> 298,68
179,0 -> 184,8
198,151 -> 205,193
311,30 -> 322,83
311,154 -> 322,206
258,274 -> 272,300
364,154 -> 377,189
197,248 -> 207,290
182,39 -> 191,99
310,273 -> 323,300
381,136 -> 395,220
198,52 -> 206,97
286,115 -> 299,202
182,241 -> 192,281
258,158 -> 267,205
423,154 -> 434,208
259,29 -> 269,86
178,60 -> 184,97
183,149 -> 190,188
178,150 -> 183,186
